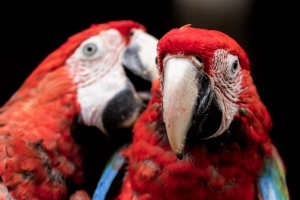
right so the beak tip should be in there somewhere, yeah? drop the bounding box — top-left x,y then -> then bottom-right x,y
175,150 -> 184,160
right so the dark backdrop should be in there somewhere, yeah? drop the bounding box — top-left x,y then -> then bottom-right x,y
0,1 -> 297,199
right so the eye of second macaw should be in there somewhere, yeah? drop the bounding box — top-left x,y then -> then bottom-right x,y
195,56 -> 203,63
226,54 -> 240,78
75,36 -> 106,60
230,60 -> 239,74
128,29 -> 134,37
82,43 -> 98,57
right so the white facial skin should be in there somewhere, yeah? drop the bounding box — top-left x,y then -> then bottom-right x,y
66,29 -> 130,133
162,49 -> 243,153
209,49 -> 242,138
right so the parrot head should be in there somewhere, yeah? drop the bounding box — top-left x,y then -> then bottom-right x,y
9,20 -> 158,135
157,24 -> 271,159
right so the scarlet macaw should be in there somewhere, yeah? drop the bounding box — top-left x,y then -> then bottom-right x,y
95,24 -> 289,200
0,20 -> 158,200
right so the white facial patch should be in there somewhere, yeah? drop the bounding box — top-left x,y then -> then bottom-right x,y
66,29 -> 128,133
208,49 -> 243,138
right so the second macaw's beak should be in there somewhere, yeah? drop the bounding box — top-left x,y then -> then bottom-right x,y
122,29 -> 159,82
102,29 -> 159,134
162,57 -> 222,159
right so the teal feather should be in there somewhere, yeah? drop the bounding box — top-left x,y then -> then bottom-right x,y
93,145 -> 290,200
258,146 -> 290,200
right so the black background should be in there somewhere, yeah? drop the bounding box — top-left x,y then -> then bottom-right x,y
0,1 -> 297,199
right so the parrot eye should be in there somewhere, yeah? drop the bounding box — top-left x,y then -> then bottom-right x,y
155,56 -> 158,65
82,43 -> 98,57
128,30 -> 134,37
230,60 -> 239,75
195,56 -> 203,63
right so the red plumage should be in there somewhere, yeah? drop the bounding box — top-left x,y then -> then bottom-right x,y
115,25 -> 288,199
118,80 -> 269,199
0,20 -> 152,200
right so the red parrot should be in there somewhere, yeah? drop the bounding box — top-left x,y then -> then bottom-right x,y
95,24 -> 290,199
0,20 -> 158,200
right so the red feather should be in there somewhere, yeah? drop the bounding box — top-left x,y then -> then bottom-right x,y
116,26 -> 280,199
0,20 -> 146,200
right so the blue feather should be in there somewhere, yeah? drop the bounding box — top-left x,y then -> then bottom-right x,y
257,146 -> 289,200
92,148 -> 126,200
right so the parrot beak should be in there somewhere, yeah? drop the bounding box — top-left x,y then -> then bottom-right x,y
102,81 -> 144,134
122,29 -> 159,82
122,29 -> 159,102
102,30 -> 158,134
162,57 -> 222,159
162,57 -> 199,159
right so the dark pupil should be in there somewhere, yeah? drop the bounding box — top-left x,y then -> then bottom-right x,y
155,57 -> 158,64
233,60 -> 238,70
87,46 -> 94,52
196,56 -> 202,63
